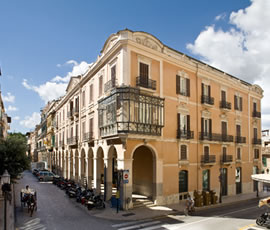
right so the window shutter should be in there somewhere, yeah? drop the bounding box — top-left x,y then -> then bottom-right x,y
176,75 -> 180,94
240,97 -> 243,111
187,115 -> 190,131
201,117 -> 204,139
186,78 -> 190,97
221,90 -> 226,101
209,119 -> 212,136
177,113 -> 180,129
201,83 -> 204,96
234,95 -> 237,110
208,85 -> 211,97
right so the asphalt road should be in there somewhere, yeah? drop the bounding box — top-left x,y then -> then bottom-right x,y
15,171 -> 113,230
15,171 -> 267,230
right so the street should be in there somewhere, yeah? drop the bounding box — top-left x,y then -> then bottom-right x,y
15,171 -> 267,230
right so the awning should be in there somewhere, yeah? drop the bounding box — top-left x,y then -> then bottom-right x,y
251,174 -> 270,183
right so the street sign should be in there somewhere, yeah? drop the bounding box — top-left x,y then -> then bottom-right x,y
123,170 -> 129,184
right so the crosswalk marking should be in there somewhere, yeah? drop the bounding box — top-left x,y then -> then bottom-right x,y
112,220 -> 149,228
118,221 -> 161,230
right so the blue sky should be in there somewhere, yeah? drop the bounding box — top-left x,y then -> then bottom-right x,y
1,0 -> 269,133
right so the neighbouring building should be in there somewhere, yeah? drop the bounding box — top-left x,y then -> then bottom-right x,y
33,29 -> 263,209
0,91 -> 11,139
262,130 -> 270,173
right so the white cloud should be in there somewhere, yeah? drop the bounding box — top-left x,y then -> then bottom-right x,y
13,116 -> 20,120
20,112 -> 40,129
7,105 -> 18,111
22,60 -> 91,103
2,92 -> 15,103
187,0 -> 270,129
215,13 -> 226,21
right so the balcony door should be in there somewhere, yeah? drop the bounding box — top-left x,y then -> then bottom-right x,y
236,167 -> 242,194
222,121 -> 227,138
221,168 -> 228,196
140,62 -> 149,85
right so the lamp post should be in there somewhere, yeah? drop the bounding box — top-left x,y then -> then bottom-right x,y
1,170 -> 11,230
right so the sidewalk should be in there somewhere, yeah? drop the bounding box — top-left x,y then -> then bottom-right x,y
92,191 -> 270,221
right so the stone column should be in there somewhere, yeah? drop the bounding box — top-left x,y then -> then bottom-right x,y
104,158 -> 113,201
94,157 -> 101,193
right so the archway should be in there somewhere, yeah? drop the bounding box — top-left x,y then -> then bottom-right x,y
58,151 -> 61,175
95,147 -> 104,194
75,150 -> 79,182
132,145 -> 156,200
88,148 -> 94,188
70,151 -> 74,179
80,149 -> 86,186
104,146 -> 118,200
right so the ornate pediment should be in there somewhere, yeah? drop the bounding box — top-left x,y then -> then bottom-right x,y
133,32 -> 163,52
66,76 -> 81,93
251,84 -> 264,96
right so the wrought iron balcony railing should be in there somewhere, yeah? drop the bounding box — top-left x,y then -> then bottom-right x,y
200,132 -> 234,142
82,132 -> 93,142
220,155 -> 233,164
220,101 -> 231,110
67,110 -> 74,119
235,136 -> 246,144
104,79 -> 117,93
253,138 -> 262,145
252,111 -> 261,118
67,136 -> 78,146
201,95 -> 214,105
201,155 -> 216,164
136,76 -> 156,90
177,129 -> 194,139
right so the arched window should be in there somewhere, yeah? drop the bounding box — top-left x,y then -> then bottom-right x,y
179,170 -> 188,193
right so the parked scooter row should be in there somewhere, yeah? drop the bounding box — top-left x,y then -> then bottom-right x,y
52,177 -> 105,210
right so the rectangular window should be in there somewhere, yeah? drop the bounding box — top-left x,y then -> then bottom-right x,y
221,90 -> 226,101
176,75 -> 190,97
237,148 -> 241,160
180,145 -> 187,160
99,76 -> 103,97
254,149 -> 259,159
236,125 -> 241,137
89,118 -> 93,134
234,95 -> 243,111
82,121 -> 85,135
90,84 -> 93,103
82,91 -> 85,107
111,65 -> 116,87
202,169 -> 210,191
139,62 -> 149,78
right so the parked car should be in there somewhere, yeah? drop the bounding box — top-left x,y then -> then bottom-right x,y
32,169 -> 39,176
38,171 -> 56,182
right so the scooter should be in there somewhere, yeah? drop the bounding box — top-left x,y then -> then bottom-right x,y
256,212 -> 270,228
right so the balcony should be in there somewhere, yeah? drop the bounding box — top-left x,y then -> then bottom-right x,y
201,95 -> 214,105
74,107 -> 79,117
220,101 -> 231,110
68,110 -> 74,119
136,76 -> 156,90
220,155 -> 233,164
83,132 -> 93,142
252,111 -> 261,118
201,155 -> 216,165
177,129 -> 194,139
253,138 -> 262,145
98,87 -> 164,137
104,79 -> 117,93
67,136 -> 78,147
235,136 -> 246,144
199,132 -> 234,142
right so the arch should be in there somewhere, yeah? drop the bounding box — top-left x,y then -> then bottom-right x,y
95,147 -> 104,193
132,145 -> 157,200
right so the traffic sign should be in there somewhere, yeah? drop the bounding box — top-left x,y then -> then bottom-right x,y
123,170 -> 129,184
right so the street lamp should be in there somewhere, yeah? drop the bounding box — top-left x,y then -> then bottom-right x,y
1,170 -> 11,230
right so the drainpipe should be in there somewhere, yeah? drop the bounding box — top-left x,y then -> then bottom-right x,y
195,63 -> 199,191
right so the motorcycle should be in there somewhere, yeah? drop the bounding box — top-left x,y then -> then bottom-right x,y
86,194 -> 105,210
256,197 -> 270,228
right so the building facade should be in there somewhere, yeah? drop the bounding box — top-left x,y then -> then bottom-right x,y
0,91 -> 11,139
34,30 -> 263,209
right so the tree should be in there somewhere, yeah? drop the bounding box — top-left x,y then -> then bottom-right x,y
0,132 -> 30,181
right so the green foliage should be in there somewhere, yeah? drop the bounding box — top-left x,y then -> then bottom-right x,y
0,132 -> 30,181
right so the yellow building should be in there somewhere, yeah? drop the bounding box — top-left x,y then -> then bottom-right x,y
48,29 -> 263,209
